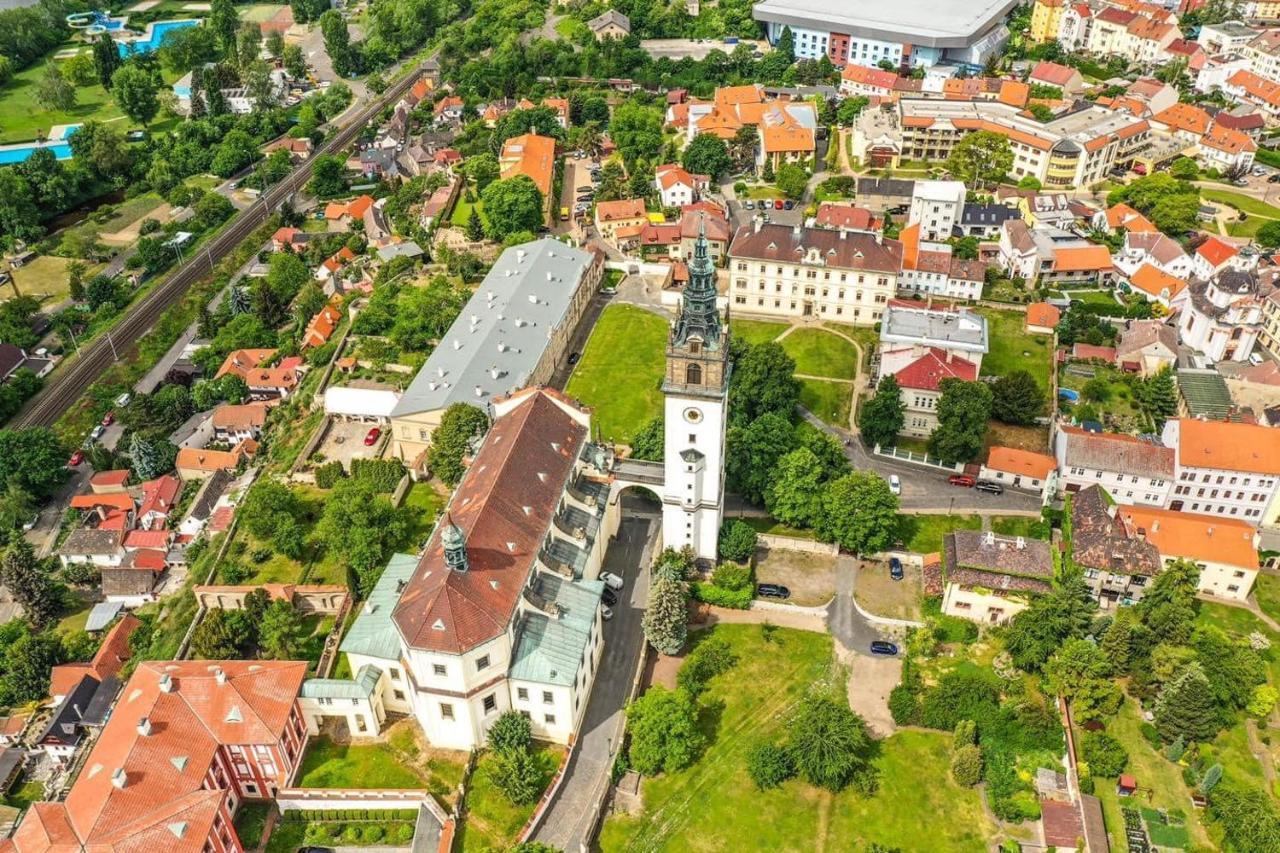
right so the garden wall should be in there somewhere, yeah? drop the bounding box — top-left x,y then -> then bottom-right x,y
757,533 -> 838,556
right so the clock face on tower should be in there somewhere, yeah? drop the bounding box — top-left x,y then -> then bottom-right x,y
683,407 -> 702,424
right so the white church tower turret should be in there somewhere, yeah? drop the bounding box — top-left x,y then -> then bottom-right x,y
661,218 -> 729,561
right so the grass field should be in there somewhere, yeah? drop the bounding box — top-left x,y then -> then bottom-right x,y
565,304 -> 668,445
730,317 -> 786,347
401,481 -> 445,554
1200,188 -> 1280,219
1255,573 -> 1280,624
743,515 -> 817,540
799,378 -> 852,427
0,62 -> 182,143
976,307 -> 1053,398
990,515 -> 1048,539
780,328 -> 859,380
449,196 -> 487,228
599,625 -> 998,852
897,514 -> 982,554
233,802 -> 271,849
459,744 -> 563,852
7,255 -> 101,305
297,737 -> 431,790
56,192 -> 167,249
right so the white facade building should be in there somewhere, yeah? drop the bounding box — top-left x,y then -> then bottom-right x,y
908,180 -> 967,241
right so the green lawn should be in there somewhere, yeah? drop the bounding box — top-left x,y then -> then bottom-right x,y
0,61 -> 124,143
7,255 -> 103,305
599,625 -> 998,851
1200,188 -> 1280,219
3,781 -> 43,812
401,481 -> 445,554
780,328 -> 859,380
565,304 -> 668,445
798,378 -> 852,427
296,737 -> 430,790
384,721 -> 468,808
989,515 -> 1049,540
743,515 -> 817,540
449,196 -> 486,228
1253,572 -> 1280,624
233,802 -> 271,849
459,744 -> 563,852
1089,699 -> 1211,852
730,318 -> 787,347
897,514 -> 982,554
977,307 -> 1053,398
739,184 -> 782,200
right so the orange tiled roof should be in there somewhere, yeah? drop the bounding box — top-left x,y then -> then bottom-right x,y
1196,235 -> 1238,267
595,198 -> 647,222
986,446 -> 1056,480
499,132 -> 556,200
1026,302 -> 1061,328
1152,102 -> 1211,136
1174,417 -> 1280,475
1119,505 -> 1258,570
1053,245 -> 1113,272
1129,263 -> 1187,299
214,348 -> 277,381
1105,203 -> 1157,233
1201,122 -> 1257,155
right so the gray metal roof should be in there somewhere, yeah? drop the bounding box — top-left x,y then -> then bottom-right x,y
881,306 -> 989,354
392,238 -> 596,418
301,664 -> 383,700
85,601 -> 124,632
510,575 -> 603,686
340,553 -> 418,661
752,0 -> 1019,48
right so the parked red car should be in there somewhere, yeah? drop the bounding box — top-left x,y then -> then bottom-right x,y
773,198 -> 784,210
948,474 -> 976,488
68,450 -> 84,467
101,411 -> 115,427
364,427 -> 382,446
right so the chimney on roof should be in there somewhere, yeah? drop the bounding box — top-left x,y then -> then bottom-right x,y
159,673 -> 174,693
1016,537 -> 1026,550
517,249 -> 527,262
137,717 -> 152,736
792,224 -> 801,238
475,386 -> 483,397
214,667 -> 226,685
754,218 -> 762,233
111,768 -> 127,789
984,531 -> 995,546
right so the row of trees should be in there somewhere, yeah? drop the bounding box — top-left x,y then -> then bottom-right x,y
190,588 -> 312,660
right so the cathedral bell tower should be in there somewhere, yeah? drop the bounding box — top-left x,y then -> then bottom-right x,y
661,217 -> 729,561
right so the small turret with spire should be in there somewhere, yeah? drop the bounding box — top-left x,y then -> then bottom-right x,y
441,514 -> 469,572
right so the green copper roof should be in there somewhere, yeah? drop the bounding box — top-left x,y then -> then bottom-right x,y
301,664 -> 383,700
672,218 -> 722,349
509,575 -> 603,686
340,553 -> 417,662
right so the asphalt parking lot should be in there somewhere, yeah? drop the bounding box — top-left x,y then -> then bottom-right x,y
317,417 -> 386,469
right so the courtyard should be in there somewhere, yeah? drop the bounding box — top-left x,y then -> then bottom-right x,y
752,546 -> 837,607
564,303 -> 668,445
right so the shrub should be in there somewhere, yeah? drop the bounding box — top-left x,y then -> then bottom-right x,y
1140,722 -> 1161,749
711,561 -> 752,591
747,743 -> 796,789
718,518 -> 758,562
341,825 -> 362,843
360,825 -> 384,843
393,824 -> 415,843
888,684 -> 919,725
350,458 -> 405,492
676,636 -> 738,696
950,744 -> 983,786
1081,732 -> 1128,778
691,580 -> 752,609
488,710 -> 532,755
1079,774 -> 1095,794
315,460 -> 345,488
917,670 -> 1001,732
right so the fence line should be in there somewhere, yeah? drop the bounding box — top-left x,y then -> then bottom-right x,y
872,444 -> 964,473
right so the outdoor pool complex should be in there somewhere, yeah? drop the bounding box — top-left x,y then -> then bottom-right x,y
0,126 -> 78,166
66,10 -> 126,37
117,19 -> 200,56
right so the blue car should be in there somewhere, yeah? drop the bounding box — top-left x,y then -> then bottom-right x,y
870,641 -> 899,656
889,557 -> 903,581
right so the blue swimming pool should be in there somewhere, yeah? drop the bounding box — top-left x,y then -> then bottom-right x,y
118,19 -> 199,56
0,126 -> 79,165
1059,388 -> 1080,402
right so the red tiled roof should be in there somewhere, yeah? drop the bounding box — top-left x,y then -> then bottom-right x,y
89,470 -> 130,488
215,349 -> 277,381
814,204 -> 879,231
893,347 -> 978,391
1029,61 -> 1078,88
986,446 -> 1056,480
1026,302 -> 1061,328
138,474 -> 181,520
123,530 -> 170,550
393,390 -> 588,653
1196,235 -> 1238,267
70,493 -> 135,512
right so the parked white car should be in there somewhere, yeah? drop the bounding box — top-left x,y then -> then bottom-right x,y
888,474 -> 901,496
600,571 -> 624,590
601,605 -> 614,620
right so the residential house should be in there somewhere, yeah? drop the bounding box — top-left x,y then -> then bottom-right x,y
1053,425 -> 1175,506
727,222 -> 903,324
979,446 -> 1058,498
270,227 -> 312,253
0,344 -> 51,381
1071,484 -> 1163,608
58,529 -> 125,573
1163,417 -> 1280,523
939,530 -> 1055,624
878,303 -> 989,376
587,9 -> 630,39
6,661 -> 309,852
1224,69 -> 1280,119
1094,202 -> 1159,235
1198,121 -> 1258,171
1019,193 -> 1076,229
1113,231 -> 1193,279
1126,263 -> 1190,310
838,64 -> 899,99
956,203 -> 1019,238
35,675 -> 99,763
595,198 -> 649,247
1030,0 -> 1066,43
892,347 -> 979,437
1192,236 -> 1251,279
48,615 -> 140,706
1025,302 -> 1061,334
433,95 -> 465,124
855,178 -> 915,212
211,402 -> 269,444
1028,60 -> 1085,95
302,303 -> 343,350
136,474 -> 181,530
654,164 -> 707,208
88,470 -> 130,495
214,348 -> 276,383
813,204 -> 882,232
242,358 -> 304,401
1116,319 -> 1179,375
897,224 -> 987,301
907,181 -> 966,242
498,133 -> 557,225
175,439 -> 258,480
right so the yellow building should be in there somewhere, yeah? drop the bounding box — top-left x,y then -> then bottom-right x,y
1029,0 -> 1065,43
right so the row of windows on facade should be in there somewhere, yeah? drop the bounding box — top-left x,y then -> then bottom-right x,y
732,296 -> 882,319
1182,502 -> 1262,517
1067,468 -> 1166,487
734,280 -> 890,300
1173,484 -> 1271,501
734,263 -> 891,286
1178,471 -> 1276,488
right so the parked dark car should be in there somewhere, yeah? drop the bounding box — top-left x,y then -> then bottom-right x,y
889,557 -> 904,581
757,583 -> 791,600
567,351 -> 581,365
870,640 -> 899,656
948,474 -> 975,487
601,586 -> 618,607
783,199 -> 795,210
974,479 -> 1004,495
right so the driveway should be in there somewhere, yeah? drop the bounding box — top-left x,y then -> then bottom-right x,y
799,410 -> 1044,514
828,556 -> 906,736
531,503 -> 658,852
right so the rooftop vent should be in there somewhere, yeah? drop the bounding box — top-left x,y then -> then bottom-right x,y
225,705 -> 242,723
432,618 -> 446,631
214,667 -> 226,685
474,385 -> 484,397
111,769 -> 127,789
137,717 -> 152,736
452,340 -> 463,351
167,822 -> 188,840
158,674 -> 174,693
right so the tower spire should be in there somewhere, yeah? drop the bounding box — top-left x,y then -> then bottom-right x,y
672,213 -> 721,348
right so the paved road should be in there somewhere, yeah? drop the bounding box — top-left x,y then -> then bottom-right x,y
10,55 -> 432,432
799,410 -> 1043,514
532,504 -> 658,852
